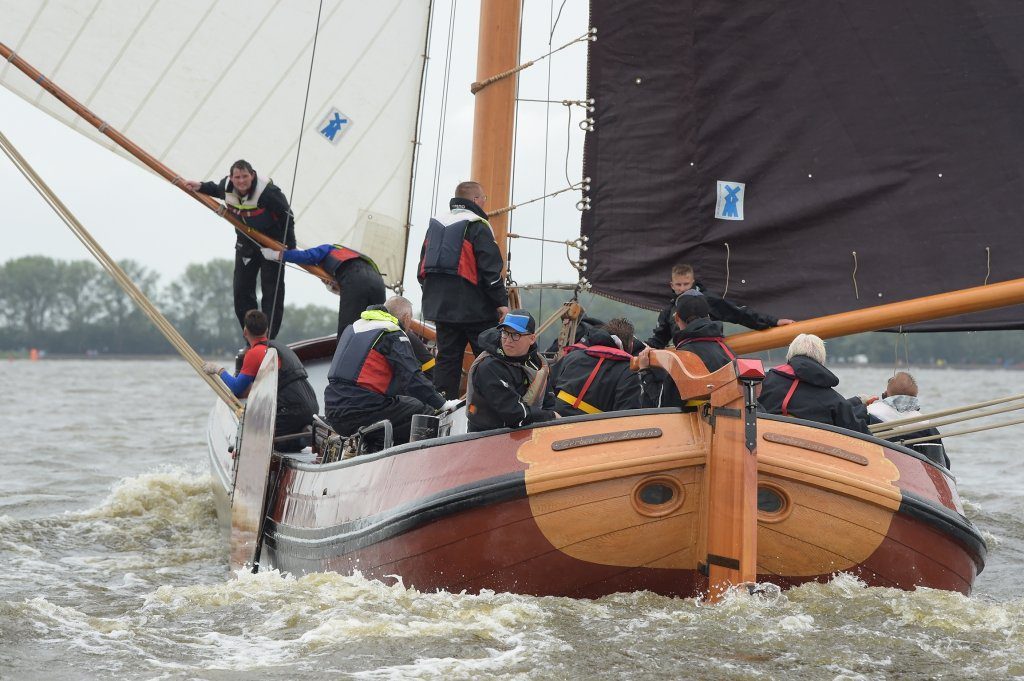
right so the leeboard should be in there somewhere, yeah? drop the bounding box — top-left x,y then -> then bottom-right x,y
229,348 -> 278,571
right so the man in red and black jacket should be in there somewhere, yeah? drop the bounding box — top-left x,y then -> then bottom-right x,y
260,243 -> 385,336
418,181 -> 509,398
202,310 -> 318,452
550,328 -> 641,417
323,306 -> 457,451
186,160 -> 296,339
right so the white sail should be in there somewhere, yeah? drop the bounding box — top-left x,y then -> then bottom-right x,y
0,0 -> 431,288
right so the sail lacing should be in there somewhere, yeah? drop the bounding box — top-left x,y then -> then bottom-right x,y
0,130 -> 243,414
471,28 -> 596,94
851,251 -> 860,299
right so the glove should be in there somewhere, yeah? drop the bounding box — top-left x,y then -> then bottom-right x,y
260,247 -> 283,262
202,361 -> 222,376
440,399 -> 462,412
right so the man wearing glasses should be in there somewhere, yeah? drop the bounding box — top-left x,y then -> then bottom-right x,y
465,310 -> 559,432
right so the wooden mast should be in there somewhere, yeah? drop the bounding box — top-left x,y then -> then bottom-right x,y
470,0 -> 523,270
0,41 -> 331,283
727,277 -> 1024,355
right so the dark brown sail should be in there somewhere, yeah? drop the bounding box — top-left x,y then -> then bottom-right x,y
581,1 -> 1024,330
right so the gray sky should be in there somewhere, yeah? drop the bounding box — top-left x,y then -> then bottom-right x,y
1,1 -> 589,312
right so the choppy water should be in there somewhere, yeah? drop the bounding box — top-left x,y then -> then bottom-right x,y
1,360 -> 1023,680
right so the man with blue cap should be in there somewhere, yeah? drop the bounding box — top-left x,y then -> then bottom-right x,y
465,310 -> 559,432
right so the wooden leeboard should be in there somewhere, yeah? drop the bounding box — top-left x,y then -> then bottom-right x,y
229,348 -> 278,571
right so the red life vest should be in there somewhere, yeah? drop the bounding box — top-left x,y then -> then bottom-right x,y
328,317 -> 401,395
322,245 -> 379,276
418,211 -> 490,285
771,363 -> 800,417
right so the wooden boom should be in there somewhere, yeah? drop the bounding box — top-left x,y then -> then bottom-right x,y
0,41 -> 331,283
727,277 -> 1024,355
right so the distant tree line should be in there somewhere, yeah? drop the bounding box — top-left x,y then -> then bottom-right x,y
0,256 -> 336,355
2,256 -> 1021,364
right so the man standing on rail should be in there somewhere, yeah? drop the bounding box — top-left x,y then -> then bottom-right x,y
186,160 -> 295,339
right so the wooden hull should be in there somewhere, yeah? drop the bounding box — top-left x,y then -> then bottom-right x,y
208,394 -> 985,598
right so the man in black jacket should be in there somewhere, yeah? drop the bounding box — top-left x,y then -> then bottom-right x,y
550,328 -> 640,417
647,263 -> 794,348
186,160 -> 296,339
466,310 -> 558,432
418,181 -> 509,397
324,306 -> 457,451
758,333 -> 871,434
638,292 -> 736,407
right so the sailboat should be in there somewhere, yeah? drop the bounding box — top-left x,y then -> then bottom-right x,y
5,0 -> 1021,599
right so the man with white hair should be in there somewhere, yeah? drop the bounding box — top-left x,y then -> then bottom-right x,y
384,296 -> 436,377
758,333 -> 871,434
868,372 -> 949,468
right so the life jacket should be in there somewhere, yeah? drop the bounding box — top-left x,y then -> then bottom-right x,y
249,339 -> 312,410
677,336 -> 736,360
223,175 -> 277,234
328,310 -> 402,395
556,345 -> 633,414
771,363 -> 800,417
466,351 -> 549,414
418,209 -> 492,285
321,244 -> 379,276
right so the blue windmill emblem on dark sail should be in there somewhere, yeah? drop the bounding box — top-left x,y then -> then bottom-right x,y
715,180 -> 745,220
317,108 -> 352,145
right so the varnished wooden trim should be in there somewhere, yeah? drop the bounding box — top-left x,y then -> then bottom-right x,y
762,432 -> 869,465
552,428 -> 663,451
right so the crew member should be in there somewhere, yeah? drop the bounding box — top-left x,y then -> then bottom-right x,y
868,372 -> 949,468
466,310 -> 558,432
638,292 -> 736,407
550,328 -> 640,417
202,310 -> 318,452
323,306 -> 457,451
260,243 -> 385,336
418,181 -> 509,397
383,295 -> 436,378
647,263 -> 794,348
758,333 -> 871,434
186,160 -> 296,339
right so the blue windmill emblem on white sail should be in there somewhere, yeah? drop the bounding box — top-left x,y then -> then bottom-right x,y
317,108 -> 352,145
715,180 -> 745,220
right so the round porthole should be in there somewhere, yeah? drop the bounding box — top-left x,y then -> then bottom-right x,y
756,483 -> 791,522
632,476 -> 684,517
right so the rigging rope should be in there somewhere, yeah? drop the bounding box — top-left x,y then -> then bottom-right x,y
487,180 -> 588,218
869,391 -> 1024,434
471,29 -> 595,94
429,0 -> 459,215
0,130 -> 243,415
538,0 -> 556,326
851,251 -> 860,299
873,398 -> 1024,439
722,242 -> 731,298
263,0 -> 325,339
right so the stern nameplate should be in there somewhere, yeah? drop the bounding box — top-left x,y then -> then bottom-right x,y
551,427 -> 663,451
762,432 -> 869,465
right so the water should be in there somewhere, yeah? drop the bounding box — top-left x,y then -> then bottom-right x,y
1,360 -> 1023,680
